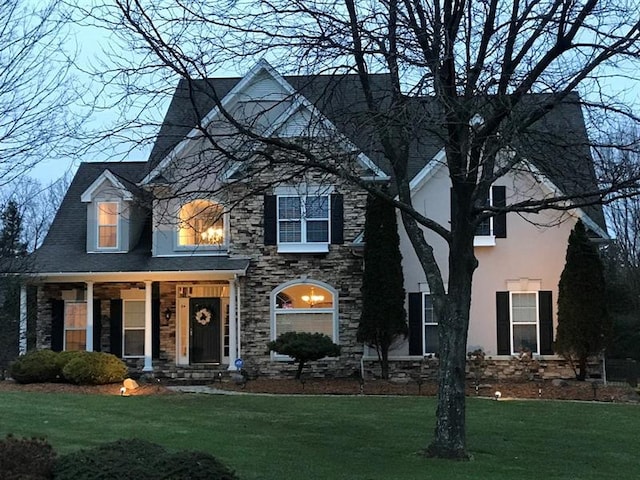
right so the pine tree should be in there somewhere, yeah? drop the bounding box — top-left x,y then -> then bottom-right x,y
556,220 -> 611,380
0,200 -> 27,258
357,192 -> 407,379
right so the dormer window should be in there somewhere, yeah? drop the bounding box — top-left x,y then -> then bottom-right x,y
178,200 -> 225,247
97,201 -> 119,249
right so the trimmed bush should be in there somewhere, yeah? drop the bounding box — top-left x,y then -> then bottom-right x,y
267,331 -> 341,379
9,349 -> 62,384
61,352 -> 128,385
0,434 -> 56,479
157,451 -> 239,479
54,439 -> 239,480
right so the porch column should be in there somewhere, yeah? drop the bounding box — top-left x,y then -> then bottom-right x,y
143,280 -> 153,371
19,285 -> 27,355
236,276 -> 242,360
227,278 -> 237,370
85,282 -> 94,352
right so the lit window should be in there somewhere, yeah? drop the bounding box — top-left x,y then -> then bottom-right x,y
511,292 -> 538,354
272,283 -> 336,343
97,202 -> 118,248
123,300 -> 145,357
278,195 -> 329,245
64,302 -> 86,351
178,200 -> 225,246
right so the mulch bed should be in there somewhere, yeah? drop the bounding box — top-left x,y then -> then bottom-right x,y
0,378 -> 637,402
214,378 -> 639,402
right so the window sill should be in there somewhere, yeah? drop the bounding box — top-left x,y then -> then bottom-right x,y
473,235 -> 496,247
277,243 -> 329,254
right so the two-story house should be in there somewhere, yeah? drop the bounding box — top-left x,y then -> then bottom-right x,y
18,60 -> 607,381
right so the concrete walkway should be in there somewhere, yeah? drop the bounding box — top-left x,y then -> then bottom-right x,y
167,385 -> 248,395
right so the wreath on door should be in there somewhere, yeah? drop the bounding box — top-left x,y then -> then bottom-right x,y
194,307 -> 212,326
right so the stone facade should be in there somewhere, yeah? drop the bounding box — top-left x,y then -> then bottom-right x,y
226,166 -> 368,378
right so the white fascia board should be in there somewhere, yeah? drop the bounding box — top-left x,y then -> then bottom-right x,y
81,169 -> 134,202
140,59 -> 296,186
520,159 -> 610,240
409,148 -> 447,193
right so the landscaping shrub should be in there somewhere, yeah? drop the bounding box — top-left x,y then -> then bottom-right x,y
0,434 -> 56,480
156,451 -> 240,479
61,352 -> 128,385
54,438 -> 239,480
9,349 -> 61,384
267,331 -> 341,379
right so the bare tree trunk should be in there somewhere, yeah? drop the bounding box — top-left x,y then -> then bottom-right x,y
427,241 -> 475,459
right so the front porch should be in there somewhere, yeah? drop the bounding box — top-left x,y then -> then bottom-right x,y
27,270 -> 247,375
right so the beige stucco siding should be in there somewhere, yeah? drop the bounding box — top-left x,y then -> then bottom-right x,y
397,163 -> 577,356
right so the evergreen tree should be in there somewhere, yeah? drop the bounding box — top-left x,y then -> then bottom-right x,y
0,200 -> 27,373
357,192 -> 407,379
556,220 -> 611,380
0,200 -> 27,258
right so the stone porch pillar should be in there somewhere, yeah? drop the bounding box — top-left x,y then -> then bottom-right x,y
143,280 -> 153,371
86,281 -> 94,352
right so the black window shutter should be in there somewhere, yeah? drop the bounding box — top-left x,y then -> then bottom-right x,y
492,186 -> 507,238
152,282 -> 160,359
330,193 -> 344,245
50,299 -> 64,352
408,293 -> 423,355
496,291 -> 511,355
538,291 -> 554,355
93,300 -> 102,352
264,195 -> 277,245
110,299 -> 123,358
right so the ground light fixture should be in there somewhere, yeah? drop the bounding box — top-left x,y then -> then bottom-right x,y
494,391 -> 502,401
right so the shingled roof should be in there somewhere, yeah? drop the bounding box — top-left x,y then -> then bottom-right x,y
149,72 -> 605,231
30,161 -> 249,275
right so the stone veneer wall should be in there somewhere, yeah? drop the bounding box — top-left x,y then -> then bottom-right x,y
226,166 -> 368,379
362,356 -> 594,382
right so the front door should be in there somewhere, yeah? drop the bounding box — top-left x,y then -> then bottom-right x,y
189,297 -> 221,363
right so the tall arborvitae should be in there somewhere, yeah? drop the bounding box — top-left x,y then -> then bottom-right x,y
357,192 -> 407,379
0,200 -> 27,258
556,220 -> 611,380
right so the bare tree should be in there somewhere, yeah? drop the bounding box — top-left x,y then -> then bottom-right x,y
82,0 -> 640,459
0,173 -> 72,253
0,0 -> 85,186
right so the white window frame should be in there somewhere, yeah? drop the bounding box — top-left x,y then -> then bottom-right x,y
64,300 -> 87,351
96,201 -> 120,250
270,280 -> 339,360
422,293 -> 439,355
509,291 -> 540,355
474,188 -> 496,247
123,299 -> 146,358
276,186 -> 331,253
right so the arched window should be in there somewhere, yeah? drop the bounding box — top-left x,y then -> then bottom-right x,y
178,200 -> 225,246
271,281 -> 338,343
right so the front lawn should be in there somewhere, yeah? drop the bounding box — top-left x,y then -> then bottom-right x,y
0,391 -> 638,479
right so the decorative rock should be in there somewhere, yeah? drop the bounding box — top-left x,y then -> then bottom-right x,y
551,379 -> 569,387
123,378 -> 139,390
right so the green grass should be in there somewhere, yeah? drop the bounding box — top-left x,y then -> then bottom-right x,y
0,391 -> 638,479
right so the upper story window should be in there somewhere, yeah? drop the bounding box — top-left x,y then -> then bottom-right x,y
97,201 -> 119,249
278,195 -> 329,244
264,186 -> 343,253
178,200 -> 225,247
474,185 -> 506,247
